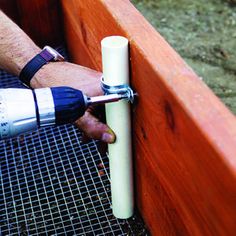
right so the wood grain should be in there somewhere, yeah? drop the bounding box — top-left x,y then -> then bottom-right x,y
0,0 -> 64,46
17,0 -> 63,46
0,0 -> 20,25
61,0 -> 236,235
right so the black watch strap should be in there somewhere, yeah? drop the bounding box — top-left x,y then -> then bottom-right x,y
19,48 -> 56,87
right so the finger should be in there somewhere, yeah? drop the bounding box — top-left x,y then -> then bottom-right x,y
74,111 -> 116,144
86,105 -> 106,123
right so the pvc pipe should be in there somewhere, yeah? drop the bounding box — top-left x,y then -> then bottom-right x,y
101,36 -> 134,219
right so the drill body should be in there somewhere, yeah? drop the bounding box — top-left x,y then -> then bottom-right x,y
0,87 -> 87,139
0,86 -> 129,139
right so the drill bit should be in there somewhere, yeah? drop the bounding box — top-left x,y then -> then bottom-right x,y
86,93 -> 128,106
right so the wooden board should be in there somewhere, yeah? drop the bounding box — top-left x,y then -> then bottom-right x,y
16,0 -> 64,47
0,0 -> 20,25
64,0 -> 236,235
0,0 -> 63,47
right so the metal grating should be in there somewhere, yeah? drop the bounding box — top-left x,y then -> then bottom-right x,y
0,47 -> 148,235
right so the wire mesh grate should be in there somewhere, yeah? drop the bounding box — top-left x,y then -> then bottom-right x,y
0,46 -> 148,235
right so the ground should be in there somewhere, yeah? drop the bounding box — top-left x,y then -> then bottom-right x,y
131,0 -> 236,114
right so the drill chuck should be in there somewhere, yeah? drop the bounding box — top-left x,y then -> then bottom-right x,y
50,87 -> 86,125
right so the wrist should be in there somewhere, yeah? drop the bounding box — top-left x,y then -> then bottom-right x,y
30,61 -> 65,88
17,47 -> 41,73
19,46 -> 65,88
2,45 -> 41,77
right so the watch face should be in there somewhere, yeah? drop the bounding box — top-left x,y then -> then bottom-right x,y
43,46 -> 65,61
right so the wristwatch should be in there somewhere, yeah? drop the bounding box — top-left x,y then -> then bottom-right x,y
19,46 -> 65,88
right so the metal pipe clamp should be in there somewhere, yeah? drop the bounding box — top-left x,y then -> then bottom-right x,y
101,77 -> 135,103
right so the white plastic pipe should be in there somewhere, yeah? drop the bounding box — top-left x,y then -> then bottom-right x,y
101,36 -> 134,219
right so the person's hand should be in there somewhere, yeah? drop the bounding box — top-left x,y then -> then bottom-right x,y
0,10 -> 115,143
30,61 -> 116,143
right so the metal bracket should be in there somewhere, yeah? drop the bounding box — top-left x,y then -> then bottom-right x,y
101,77 -> 136,103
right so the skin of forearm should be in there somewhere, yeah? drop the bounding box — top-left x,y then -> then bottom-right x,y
0,11 -> 114,143
0,10 -> 41,76
0,10 -> 102,97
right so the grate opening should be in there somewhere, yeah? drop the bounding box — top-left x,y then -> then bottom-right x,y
0,46 -> 149,236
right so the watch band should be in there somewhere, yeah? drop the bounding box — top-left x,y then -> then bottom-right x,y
19,47 -> 64,88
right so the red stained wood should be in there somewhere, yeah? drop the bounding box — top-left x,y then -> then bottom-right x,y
61,0 -> 236,235
0,0 -> 64,47
0,0 -> 20,24
17,0 -> 64,46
